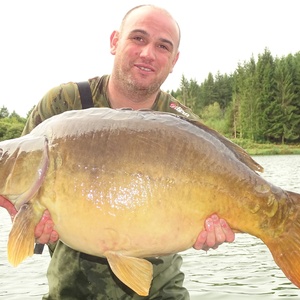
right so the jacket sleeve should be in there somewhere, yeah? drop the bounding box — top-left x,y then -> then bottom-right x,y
22,82 -> 82,135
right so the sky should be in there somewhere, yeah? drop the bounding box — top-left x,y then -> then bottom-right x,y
0,0 -> 299,117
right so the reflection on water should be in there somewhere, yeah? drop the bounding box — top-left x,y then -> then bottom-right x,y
182,236 -> 299,299
1,155 -> 300,299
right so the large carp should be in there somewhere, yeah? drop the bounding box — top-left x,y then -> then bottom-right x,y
0,108 -> 300,296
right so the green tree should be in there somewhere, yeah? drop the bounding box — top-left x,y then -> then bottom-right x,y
0,106 -> 9,118
266,55 -> 299,143
3,123 -> 24,140
200,72 -> 217,107
176,75 -> 202,116
231,56 -> 258,140
255,48 -> 276,142
213,72 -> 233,113
0,109 -> 26,141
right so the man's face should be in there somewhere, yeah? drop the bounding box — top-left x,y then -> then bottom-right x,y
110,6 -> 180,94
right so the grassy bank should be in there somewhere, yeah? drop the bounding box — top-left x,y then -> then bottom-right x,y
231,139 -> 300,156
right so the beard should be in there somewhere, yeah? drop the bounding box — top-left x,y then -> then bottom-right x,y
113,63 -> 163,99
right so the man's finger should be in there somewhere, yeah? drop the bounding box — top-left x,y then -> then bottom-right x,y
49,230 -> 59,243
35,220 -> 54,244
211,214 -> 226,245
220,219 -> 235,242
34,210 -> 52,238
193,231 -> 207,250
205,217 -> 216,248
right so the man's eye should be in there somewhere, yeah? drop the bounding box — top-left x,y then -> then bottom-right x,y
133,36 -> 143,42
158,44 -> 169,51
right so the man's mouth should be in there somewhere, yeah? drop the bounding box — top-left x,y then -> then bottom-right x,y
139,66 -> 151,72
135,64 -> 154,73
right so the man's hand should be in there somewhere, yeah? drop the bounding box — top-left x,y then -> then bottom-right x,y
34,210 -> 59,244
193,214 -> 235,251
0,196 -> 58,245
0,195 -> 17,221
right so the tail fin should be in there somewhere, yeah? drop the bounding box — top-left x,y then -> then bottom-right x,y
266,191 -> 300,288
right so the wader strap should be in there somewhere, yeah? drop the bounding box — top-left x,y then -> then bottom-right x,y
76,81 -> 94,109
34,243 -> 44,254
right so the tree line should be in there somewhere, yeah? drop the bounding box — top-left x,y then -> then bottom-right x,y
172,48 -> 300,144
0,106 -> 27,141
1,48 -> 300,144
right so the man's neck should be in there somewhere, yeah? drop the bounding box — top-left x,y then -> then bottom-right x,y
107,78 -> 159,110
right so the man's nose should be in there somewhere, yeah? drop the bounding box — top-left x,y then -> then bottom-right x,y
139,44 -> 155,61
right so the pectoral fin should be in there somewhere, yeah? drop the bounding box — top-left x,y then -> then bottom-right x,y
105,251 -> 153,296
7,203 -> 40,266
14,137 -> 49,210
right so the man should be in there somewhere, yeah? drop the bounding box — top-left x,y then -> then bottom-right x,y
1,4 -> 235,299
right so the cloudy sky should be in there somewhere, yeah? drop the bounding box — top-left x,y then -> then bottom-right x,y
0,0 -> 299,117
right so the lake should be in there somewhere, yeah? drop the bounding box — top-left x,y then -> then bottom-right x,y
1,155 -> 300,299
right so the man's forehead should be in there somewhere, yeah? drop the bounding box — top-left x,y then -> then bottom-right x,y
122,7 -> 180,46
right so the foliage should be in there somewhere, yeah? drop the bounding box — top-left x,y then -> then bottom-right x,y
0,109 -> 26,141
0,106 -> 9,118
201,102 -> 229,135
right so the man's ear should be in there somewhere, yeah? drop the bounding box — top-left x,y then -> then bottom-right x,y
170,51 -> 180,74
110,30 -> 119,55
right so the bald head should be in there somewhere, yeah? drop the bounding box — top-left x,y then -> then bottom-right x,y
120,5 -> 181,50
